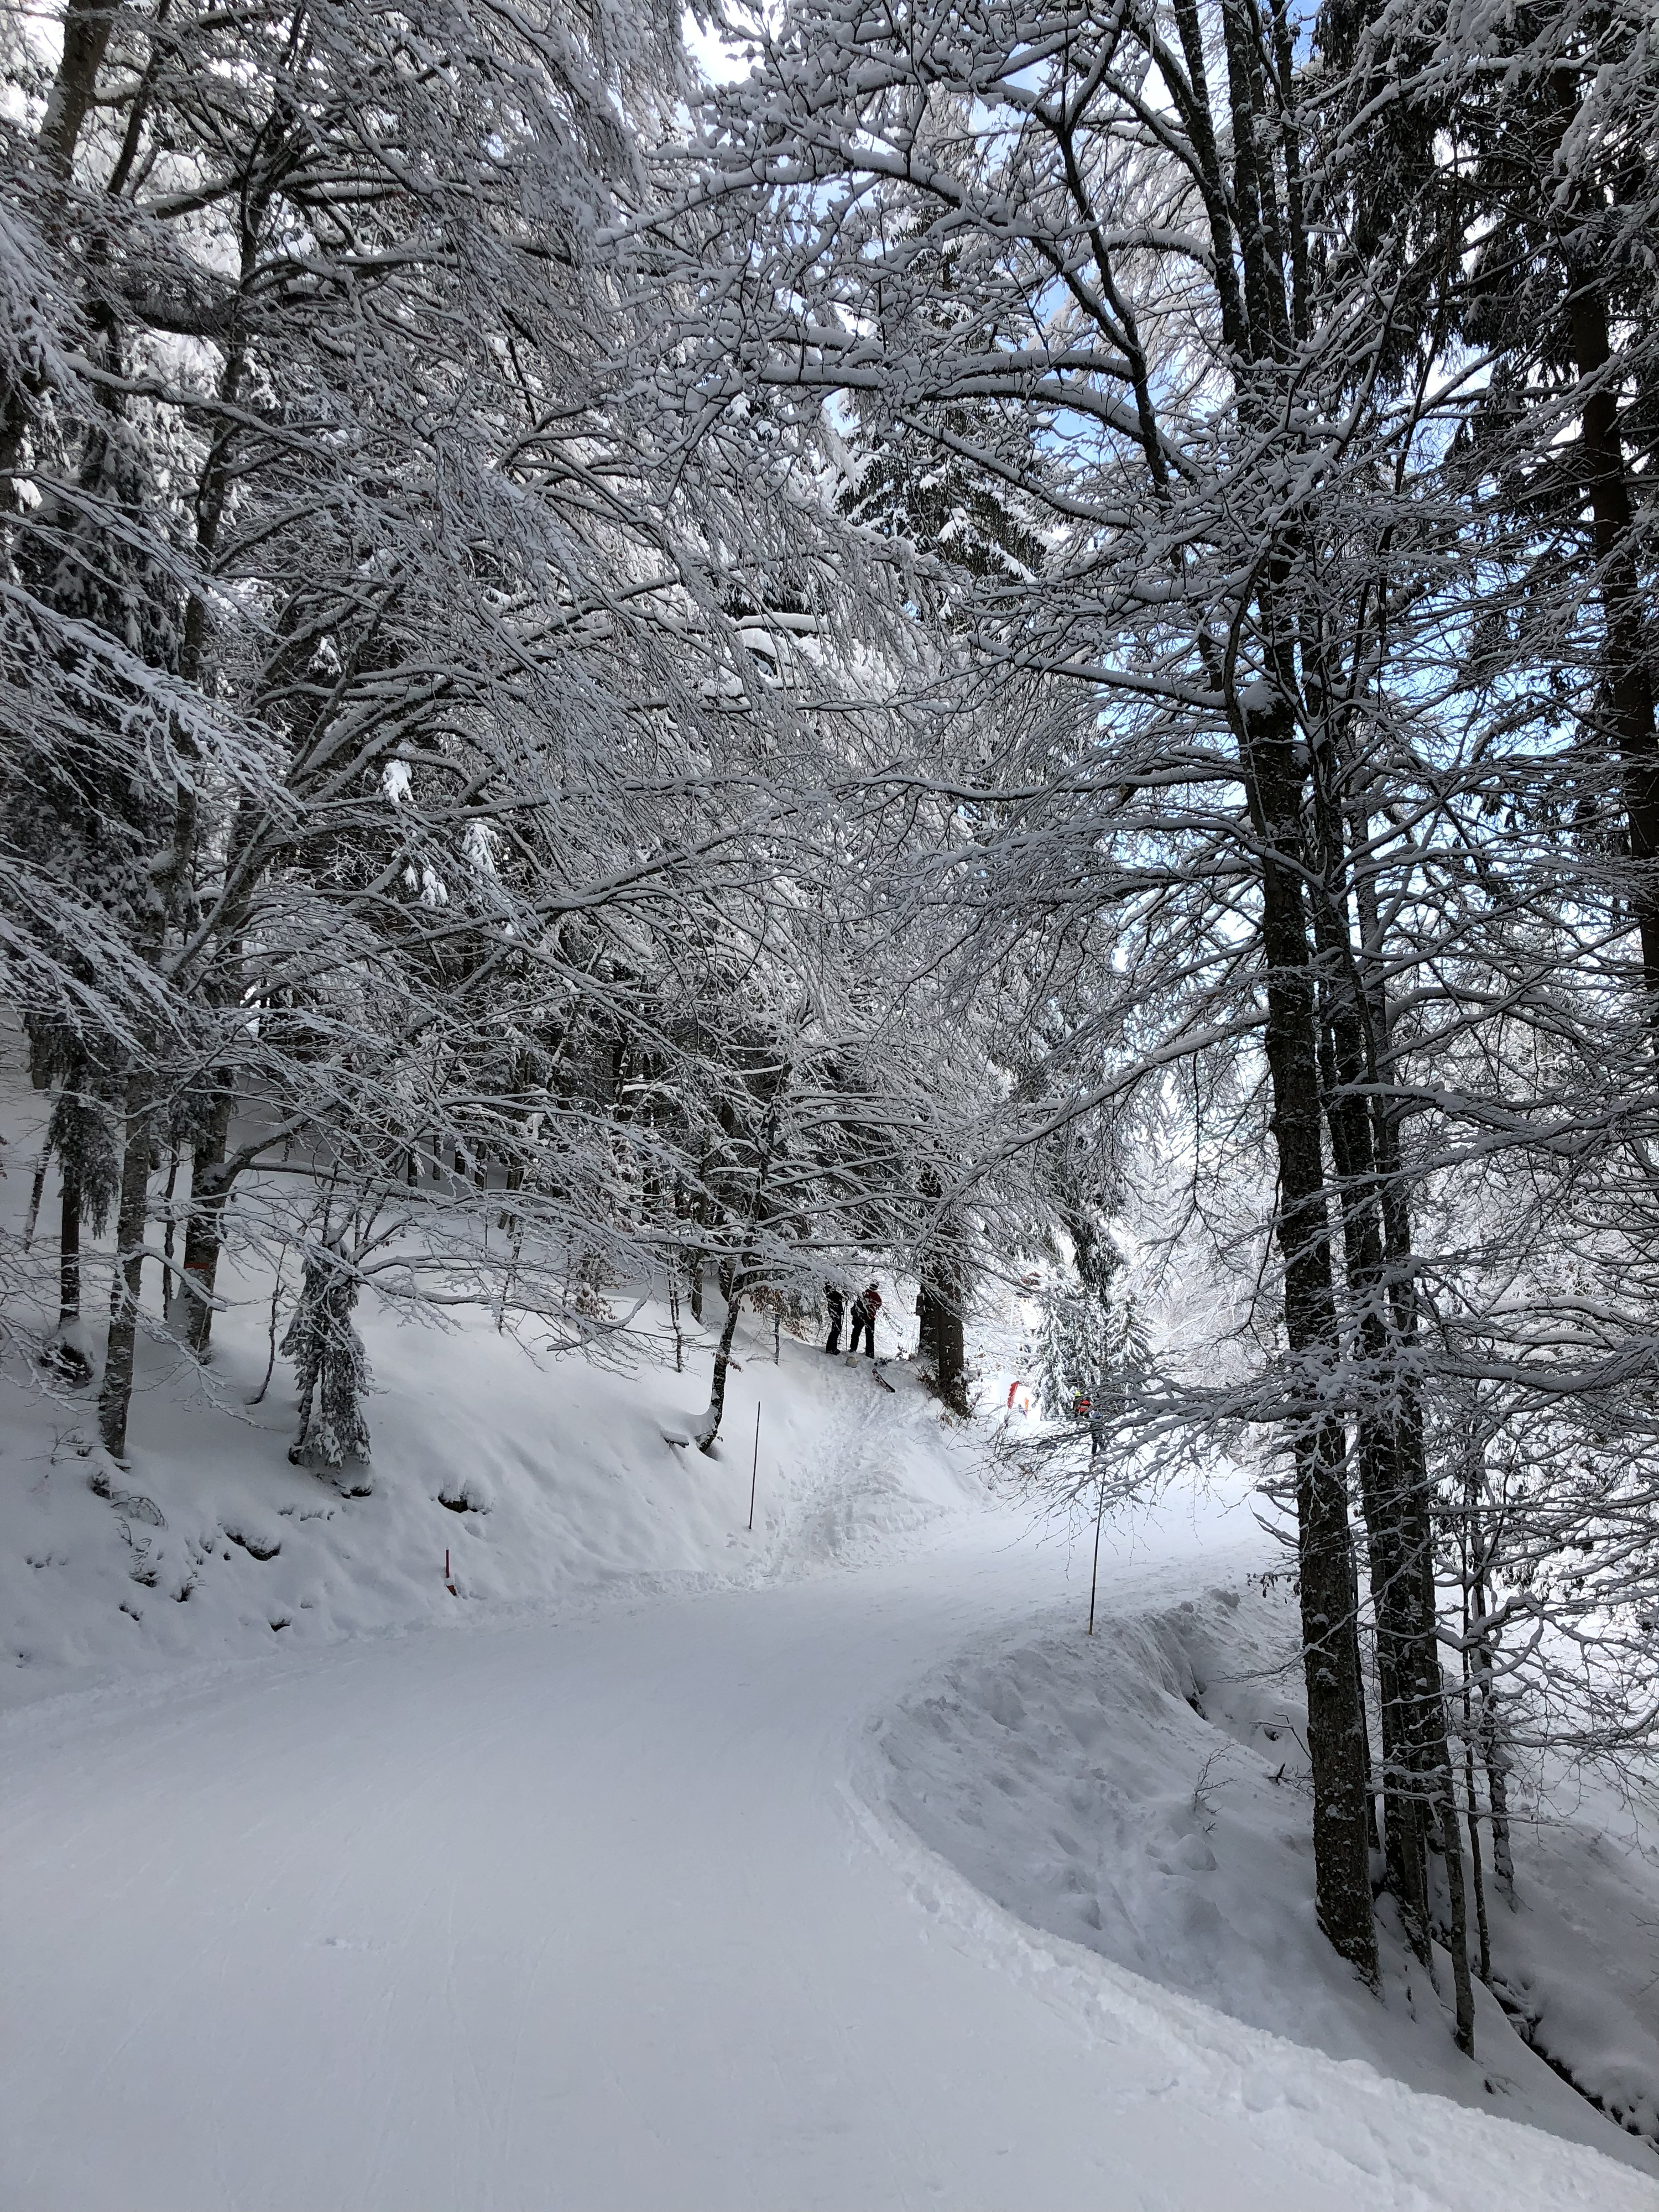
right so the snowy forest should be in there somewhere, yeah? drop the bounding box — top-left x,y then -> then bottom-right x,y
2,0 -> 1657,2127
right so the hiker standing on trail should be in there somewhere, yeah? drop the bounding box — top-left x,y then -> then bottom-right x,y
1073,1389 -> 1105,1457
823,1281 -> 846,1354
848,1281 -> 882,1358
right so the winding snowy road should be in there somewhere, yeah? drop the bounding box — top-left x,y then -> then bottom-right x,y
3,1506 -> 1651,2211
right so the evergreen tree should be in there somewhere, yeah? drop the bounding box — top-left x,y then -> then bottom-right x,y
1036,1268 -> 1145,1436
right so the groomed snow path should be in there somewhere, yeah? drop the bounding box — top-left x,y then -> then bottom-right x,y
3,1514 -> 1651,2212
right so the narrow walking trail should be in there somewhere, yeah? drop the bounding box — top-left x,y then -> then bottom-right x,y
2,1503 -> 1648,2211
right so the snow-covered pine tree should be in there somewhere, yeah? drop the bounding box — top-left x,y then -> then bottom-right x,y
1036,1275 -> 1145,1437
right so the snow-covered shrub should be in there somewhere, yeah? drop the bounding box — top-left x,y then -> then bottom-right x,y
282,1251 -> 373,1476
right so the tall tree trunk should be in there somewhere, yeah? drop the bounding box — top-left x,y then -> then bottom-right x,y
920,1266 -> 968,1413
1334,736 -> 1481,1970
1567,266 -> 1659,1032
179,1084 -> 234,1355
1244,688 -> 1379,1984
1468,1532 -> 1516,1898
1317,988 -> 1431,1950
90,293 -> 252,1441
44,1061 -> 95,1383
23,1142 -> 49,1251
1428,1725 -> 1477,2055
58,1151 -> 83,1328
47,1144 -> 97,1386
1350,1550 -> 1383,1857
1462,1645 -> 1493,1985
917,1168 -> 971,1413
932,1289 -> 967,1414
38,0 -> 114,181
1483,1706 -> 1515,1898
175,799 -> 260,1360
97,1071 -> 153,1459
1308,748 -> 1439,1959
159,1144 -> 179,1318
1210,0 -> 1375,1980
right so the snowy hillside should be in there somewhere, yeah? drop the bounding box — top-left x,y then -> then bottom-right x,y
2,1264 -> 980,1707
4,1085 -> 1657,2203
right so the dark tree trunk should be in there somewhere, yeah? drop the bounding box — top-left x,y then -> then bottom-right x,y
159,1144 -> 179,1319
1207,0 -> 1376,1978
916,1163 -> 971,1415
1568,268 -> 1659,1029
1245,688 -> 1379,1985
1468,1541 -> 1515,1898
97,1071 -> 154,1460
1485,1727 -> 1515,1898
917,1272 -> 968,1411
1308,813 -> 1437,1960
1463,1651 -> 1493,1986
1350,1551 -> 1383,1858
180,1085 -> 234,1356
39,0 -> 114,180
697,1275 -> 744,1454
1429,1744 -> 1477,2056
23,1142 -> 49,1251
932,1284 -> 967,1415
72,140 -> 247,1455
58,1151 -> 82,1327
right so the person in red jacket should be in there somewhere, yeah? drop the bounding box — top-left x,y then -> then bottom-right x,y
848,1281 -> 882,1358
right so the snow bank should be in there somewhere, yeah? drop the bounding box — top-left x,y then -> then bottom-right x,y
1484,1796 -> 1659,2148
874,1569 -> 1659,2174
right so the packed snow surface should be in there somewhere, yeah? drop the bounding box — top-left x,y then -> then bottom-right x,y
5,1468 -> 1656,2208
4,1269 -> 1656,2208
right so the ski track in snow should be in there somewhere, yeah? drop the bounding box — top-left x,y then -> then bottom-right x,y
3,1490 -> 1655,2210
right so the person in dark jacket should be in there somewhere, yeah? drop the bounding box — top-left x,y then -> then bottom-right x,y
823,1282 -> 846,1354
848,1281 -> 882,1358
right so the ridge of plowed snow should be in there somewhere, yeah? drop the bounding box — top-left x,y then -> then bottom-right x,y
875,1571 -> 1659,2172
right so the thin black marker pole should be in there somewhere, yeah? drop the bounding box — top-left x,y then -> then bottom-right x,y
748,1401 -> 761,1532
1087,1468 -> 1107,1635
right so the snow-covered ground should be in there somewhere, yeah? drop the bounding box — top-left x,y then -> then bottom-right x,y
4,1487 -> 1654,2212
2,1264 -> 973,1705
0,1040 -> 975,1709
878,1562 -> 1659,2168
3,1091 -> 1656,2206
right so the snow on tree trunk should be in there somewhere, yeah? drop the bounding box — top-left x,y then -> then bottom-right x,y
695,1277 -> 745,1455
282,1251 -> 373,1480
